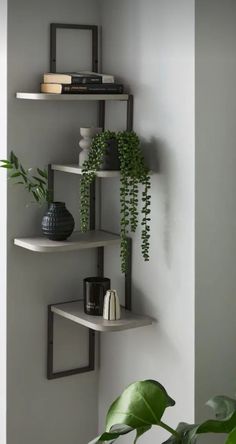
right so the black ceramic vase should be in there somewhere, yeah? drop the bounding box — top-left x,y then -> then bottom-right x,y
98,138 -> 120,171
41,202 -> 75,241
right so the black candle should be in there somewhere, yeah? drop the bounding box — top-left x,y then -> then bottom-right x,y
84,277 -> 111,316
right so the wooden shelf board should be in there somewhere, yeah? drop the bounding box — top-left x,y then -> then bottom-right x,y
51,301 -> 153,332
52,164 -> 154,177
16,92 -> 129,101
52,164 -> 120,177
14,230 -> 120,253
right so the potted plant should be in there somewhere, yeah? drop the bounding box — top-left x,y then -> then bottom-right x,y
80,131 -> 151,273
1,151 -> 74,240
90,379 -> 236,444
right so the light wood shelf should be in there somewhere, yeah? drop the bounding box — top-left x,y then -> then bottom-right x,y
14,230 -> 120,253
16,92 -> 129,101
51,301 -> 153,332
52,164 -> 120,177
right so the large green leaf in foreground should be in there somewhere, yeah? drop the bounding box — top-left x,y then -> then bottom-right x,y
89,380 -> 175,444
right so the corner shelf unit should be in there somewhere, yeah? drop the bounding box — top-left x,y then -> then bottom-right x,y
15,84 -> 153,381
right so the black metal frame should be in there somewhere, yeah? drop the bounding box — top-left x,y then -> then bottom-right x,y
50,23 -> 98,73
47,305 -> 95,380
46,44 -> 134,377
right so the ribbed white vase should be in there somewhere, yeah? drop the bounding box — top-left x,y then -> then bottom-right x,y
78,127 -> 102,167
103,289 -> 121,321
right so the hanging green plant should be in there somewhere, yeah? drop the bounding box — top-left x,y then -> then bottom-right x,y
80,130 -> 151,273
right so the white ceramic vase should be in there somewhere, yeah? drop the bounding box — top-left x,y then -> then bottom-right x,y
78,127 -> 102,167
103,289 -> 121,321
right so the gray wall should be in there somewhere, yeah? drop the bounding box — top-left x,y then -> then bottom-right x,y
195,0 -> 236,430
0,0 -> 7,442
99,1 -> 195,442
7,1 -> 100,443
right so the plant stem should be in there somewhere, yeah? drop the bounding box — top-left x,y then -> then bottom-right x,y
159,421 -> 181,441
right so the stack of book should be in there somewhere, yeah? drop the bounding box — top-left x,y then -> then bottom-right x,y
40,72 -> 124,94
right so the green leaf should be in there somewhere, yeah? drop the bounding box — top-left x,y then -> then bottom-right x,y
164,396 -> 236,444
90,381 -> 175,444
207,396 -> 236,420
197,396 -> 236,434
162,422 -> 198,444
10,151 -> 19,168
37,168 -> 48,179
20,164 -> 26,175
106,380 -> 175,433
88,425 -> 133,444
1,164 -> 13,169
226,427 -> 236,444
32,176 -> 46,185
10,171 -> 21,178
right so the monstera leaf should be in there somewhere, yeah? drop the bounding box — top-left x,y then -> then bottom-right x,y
89,380 -> 175,444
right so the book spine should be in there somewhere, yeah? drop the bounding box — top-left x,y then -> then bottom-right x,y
62,84 -> 124,94
71,76 -> 102,84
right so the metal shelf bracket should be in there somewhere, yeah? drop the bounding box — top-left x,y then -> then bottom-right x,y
47,304 -> 95,379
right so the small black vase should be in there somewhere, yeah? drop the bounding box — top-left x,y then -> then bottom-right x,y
98,138 -> 120,171
84,277 -> 111,316
41,202 -> 75,241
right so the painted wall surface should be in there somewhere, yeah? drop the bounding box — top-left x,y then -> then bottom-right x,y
99,1 -> 195,442
0,0 -> 7,442
195,0 -> 236,434
7,1 -> 100,443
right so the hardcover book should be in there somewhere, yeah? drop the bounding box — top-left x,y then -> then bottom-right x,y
40,83 -> 124,94
43,72 -> 102,85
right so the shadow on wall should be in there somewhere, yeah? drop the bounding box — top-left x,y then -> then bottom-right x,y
142,136 -> 173,268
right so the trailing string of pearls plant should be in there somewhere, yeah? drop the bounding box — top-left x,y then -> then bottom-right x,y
80,130 -> 151,273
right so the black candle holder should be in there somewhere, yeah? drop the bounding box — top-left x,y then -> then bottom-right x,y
84,277 -> 111,316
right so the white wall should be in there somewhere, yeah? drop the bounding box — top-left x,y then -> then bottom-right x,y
7,1 -> 100,443
99,1 -> 195,442
195,0 -> 236,432
0,0 -> 7,442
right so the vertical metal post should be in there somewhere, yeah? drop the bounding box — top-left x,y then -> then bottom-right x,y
89,182 -> 96,230
126,94 -> 134,131
88,330 -> 96,371
125,95 -> 134,310
47,306 -> 54,378
97,247 -> 104,277
97,99 -> 105,279
98,101 -> 105,130
92,26 -> 99,73
47,305 -> 95,379
125,238 -> 132,311
47,164 -> 54,204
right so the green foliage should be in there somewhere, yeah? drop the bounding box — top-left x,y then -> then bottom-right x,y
0,151 -> 48,204
80,131 -> 151,273
226,428 -> 236,444
89,380 -> 236,444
